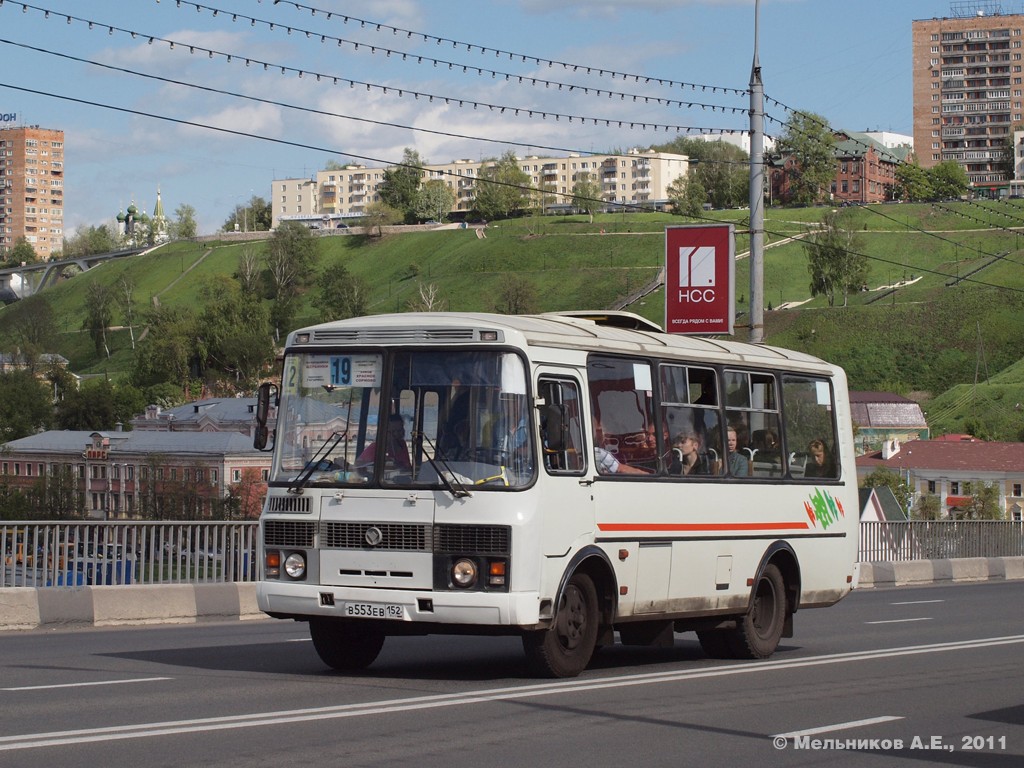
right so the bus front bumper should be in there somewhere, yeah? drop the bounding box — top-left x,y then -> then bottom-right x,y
257,581 -> 543,629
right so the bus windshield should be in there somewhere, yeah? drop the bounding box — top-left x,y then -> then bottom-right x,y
271,348 -> 534,491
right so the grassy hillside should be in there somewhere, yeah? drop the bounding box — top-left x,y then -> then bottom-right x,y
5,201 -> 1024,438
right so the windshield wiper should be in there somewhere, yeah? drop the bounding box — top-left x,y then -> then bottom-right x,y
288,430 -> 347,494
417,432 -> 471,498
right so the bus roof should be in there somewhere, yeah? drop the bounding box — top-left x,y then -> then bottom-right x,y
290,311 -> 839,373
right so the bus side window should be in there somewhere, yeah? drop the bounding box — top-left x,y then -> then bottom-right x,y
539,378 -> 585,474
782,375 -> 840,481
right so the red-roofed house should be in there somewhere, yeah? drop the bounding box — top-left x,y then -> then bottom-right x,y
856,438 -> 1024,520
849,391 -> 929,456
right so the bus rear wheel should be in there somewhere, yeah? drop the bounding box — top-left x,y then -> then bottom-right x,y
523,572 -> 599,678
309,619 -> 385,671
728,563 -> 787,659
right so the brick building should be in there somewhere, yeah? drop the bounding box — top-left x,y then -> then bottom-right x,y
0,124 -> 65,259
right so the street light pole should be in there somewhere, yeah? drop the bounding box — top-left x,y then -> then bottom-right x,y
748,0 -> 766,344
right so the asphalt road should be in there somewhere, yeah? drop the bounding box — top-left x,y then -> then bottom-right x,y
1,582 -> 1022,767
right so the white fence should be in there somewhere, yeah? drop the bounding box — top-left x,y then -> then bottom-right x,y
6,520 -> 1024,588
1,521 -> 259,588
859,520 -> 1024,562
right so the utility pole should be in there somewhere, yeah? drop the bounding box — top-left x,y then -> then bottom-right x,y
748,0 -> 766,343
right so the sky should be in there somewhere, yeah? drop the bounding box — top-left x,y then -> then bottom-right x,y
0,0 -> 974,235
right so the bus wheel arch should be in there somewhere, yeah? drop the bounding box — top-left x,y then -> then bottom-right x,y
729,544 -> 800,659
523,548 -> 616,678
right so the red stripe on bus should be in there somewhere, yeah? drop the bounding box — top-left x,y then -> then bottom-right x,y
597,521 -> 811,532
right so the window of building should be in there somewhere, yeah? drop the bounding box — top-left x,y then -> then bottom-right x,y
1014,483 -> 1022,496
928,480 -> 936,493
951,481 -> 960,494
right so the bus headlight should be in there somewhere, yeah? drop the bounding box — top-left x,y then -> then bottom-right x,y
451,558 -> 478,588
284,552 -> 306,580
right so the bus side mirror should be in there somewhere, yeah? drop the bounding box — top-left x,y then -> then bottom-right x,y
540,404 -> 568,452
254,382 -> 278,451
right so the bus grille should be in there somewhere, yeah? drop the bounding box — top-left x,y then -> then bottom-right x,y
321,522 -> 432,551
266,496 -> 312,513
434,524 -> 511,554
311,328 -> 481,343
264,520 -> 316,547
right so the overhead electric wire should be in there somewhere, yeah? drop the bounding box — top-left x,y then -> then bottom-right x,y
0,3 -> 745,136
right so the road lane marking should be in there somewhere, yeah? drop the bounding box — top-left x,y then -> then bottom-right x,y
865,618 -> 933,624
891,600 -> 943,605
1,677 -> 171,692
773,716 -> 904,739
2,634 -> 1024,751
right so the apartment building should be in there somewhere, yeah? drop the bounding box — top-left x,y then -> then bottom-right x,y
912,7 -> 1024,194
272,149 -> 689,227
0,429 -> 270,520
0,124 -> 65,259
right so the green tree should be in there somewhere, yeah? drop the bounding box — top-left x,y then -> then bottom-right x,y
804,209 -> 868,307
0,369 -> 53,440
894,162 -> 932,202
650,137 -> 750,208
473,150 -> 532,221
234,247 -> 262,295
131,305 -> 199,394
666,173 -> 707,218
63,224 -> 118,258
861,467 -> 913,516
8,237 -> 37,265
223,195 -> 271,232
264,222 -> 318,338
362,201 -> 403,237
926,160 -> 970,200
379,148 -> 426,223
960,481 -> 1002,520
914,494 -> 941,520
54,378 -> 143,431
1,295 -> 56,372
571,172 -> 603,221
82,281 -> 114,358
197,275 -> 273,387
414,179 -> 455,222
776,110 -> 836,206
26,464 -> 83,519
170,203 -> 198,239
313,260 -> 369,322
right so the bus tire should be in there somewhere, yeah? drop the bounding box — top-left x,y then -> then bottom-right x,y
697,630 -> 734,659
522,571 -> 599,678
309,619 -> 385,671
728,563 -> 787,659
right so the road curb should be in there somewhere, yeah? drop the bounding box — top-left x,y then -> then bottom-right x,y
0,583 -> 261,631
856,556 -> 1024,588
3,558 -> 1023,631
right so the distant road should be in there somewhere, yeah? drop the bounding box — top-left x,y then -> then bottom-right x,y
1,581 -> 1021,766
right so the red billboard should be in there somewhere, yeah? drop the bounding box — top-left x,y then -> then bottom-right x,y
664,224 -> 735,336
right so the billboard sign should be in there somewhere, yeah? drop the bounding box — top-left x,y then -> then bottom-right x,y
664,223 -> 735,336
0,114 -> 18,123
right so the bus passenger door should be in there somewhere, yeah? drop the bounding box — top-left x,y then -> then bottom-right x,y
536,374 -> 593,557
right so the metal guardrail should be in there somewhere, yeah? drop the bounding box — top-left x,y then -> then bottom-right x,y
5,520 -> 1023,588
859,520 -> 1024,562
1,521 -> 259,588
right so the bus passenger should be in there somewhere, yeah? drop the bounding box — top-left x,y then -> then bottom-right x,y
671,431 -> 712,475
593,416 -> 648,475
804,439 -> 836,478
356,414 -> 411,470
726,426 -> 750,476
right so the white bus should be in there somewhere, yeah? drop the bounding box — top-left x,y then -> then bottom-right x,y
254,311 -> 859,678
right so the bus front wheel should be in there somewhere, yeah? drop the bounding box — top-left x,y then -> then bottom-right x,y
523,572 -> 599,678
309,619 -> 385,671
729,563 -> 787,659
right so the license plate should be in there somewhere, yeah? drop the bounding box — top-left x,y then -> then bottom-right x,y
343,602 -> 404,620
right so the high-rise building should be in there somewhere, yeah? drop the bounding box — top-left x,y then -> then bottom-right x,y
912,5 -> 1024,195
0,124 -> 65,259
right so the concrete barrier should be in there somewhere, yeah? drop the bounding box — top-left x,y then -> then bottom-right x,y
0,583 -> 261,631
2,558 -> 1023,631
856,556 -> 1024,589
